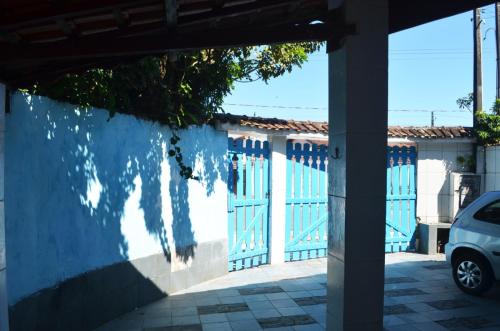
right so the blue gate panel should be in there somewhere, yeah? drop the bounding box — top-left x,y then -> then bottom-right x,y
285,142 -> 328,261
228,138 -> 270,271
386,146 -> 417,252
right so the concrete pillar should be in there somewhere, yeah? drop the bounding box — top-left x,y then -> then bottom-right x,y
326,0 -> 388,330
269,135 -> 287,264
0,83 -> 8,330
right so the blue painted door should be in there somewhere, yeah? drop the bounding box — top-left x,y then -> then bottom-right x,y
386,146 -> 417,252
284,142 -> 328,261
228,138 -> 270,271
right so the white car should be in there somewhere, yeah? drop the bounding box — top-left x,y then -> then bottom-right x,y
446,191 -> 500,295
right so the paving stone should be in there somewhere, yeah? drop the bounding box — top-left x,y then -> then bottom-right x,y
405,303 -> 438,313
423,264 -> 450,270
247,300 -> 275,311
412,321 -> 449,331
230,319 -> 263,331
301,283 -> 325,291
91,254 -> 500,331
288,291 -> 312,299
202,321 -> 232,331
301,305 -> 325,315
219,296 -> 245,304
171,307 -> 198,317
384,304 -> 416,315
226,311 -> 256,321
425,300 -> 473,311
252,308 -> 282,319
199,313 -> 227,324
308,289 -> 326,297
142,317 -> 172,328
384,324 -> 421,331
385,288 -> 427,297
385,277 -> 419,284
272,299 -> 300,308
293,323 -> 325,331
436,316 -> 497,330
196,298 -> 221,306
383,315 -> 406,327
171,315 -> 200,326
239,286 -> 284,295
258,314 -> 316,329
197,303 -> 249,315
266,292 -> 290,300
144,324 -> 202,331
396,313 -> 432,323
216,289 -> 241,297
264,327 -> 294,331
244,294 -> 270,302
294,296 -> 327,307
278,307 -> 307,316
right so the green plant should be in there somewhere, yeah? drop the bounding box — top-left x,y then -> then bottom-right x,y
456,155 -> 475,172
457,95 -> 500,147
27,44 -> 322,178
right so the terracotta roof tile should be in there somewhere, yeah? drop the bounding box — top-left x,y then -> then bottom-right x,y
215,114 -> 474,139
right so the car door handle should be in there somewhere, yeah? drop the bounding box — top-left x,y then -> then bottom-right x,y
493,251 -> 500,257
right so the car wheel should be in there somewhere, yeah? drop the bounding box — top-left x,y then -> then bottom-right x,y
452,253 -> 493,296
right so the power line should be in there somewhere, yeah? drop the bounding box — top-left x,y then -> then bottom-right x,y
224,103 -> 469,113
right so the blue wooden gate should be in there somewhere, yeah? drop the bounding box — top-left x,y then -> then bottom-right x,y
386,146 -> 417,252
227,138 -> 270,271
284,142 -> 328,261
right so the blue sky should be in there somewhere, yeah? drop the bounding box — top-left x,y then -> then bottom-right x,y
223,5 -> 499,127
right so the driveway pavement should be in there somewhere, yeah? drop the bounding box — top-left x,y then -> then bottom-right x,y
95,253 -> 500,331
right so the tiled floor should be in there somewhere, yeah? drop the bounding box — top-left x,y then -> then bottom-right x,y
95,253 -> 500,331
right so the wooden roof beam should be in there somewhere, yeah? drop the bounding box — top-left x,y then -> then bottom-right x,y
0,21 -> 347,63
0,0 -> 158,30
165,0 -> 178,29
213,0 -> 226,9
56,18 -> 79,38
113,9 -> 130,29
0,30 -> 22,44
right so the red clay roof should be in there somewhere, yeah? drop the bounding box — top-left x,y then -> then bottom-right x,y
215,114 -> 474,139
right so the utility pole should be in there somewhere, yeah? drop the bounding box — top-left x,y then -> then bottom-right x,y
473,8 -> 483,128
496,3 -> 500,99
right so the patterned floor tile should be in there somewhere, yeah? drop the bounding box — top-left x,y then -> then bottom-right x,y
278,307 -> 307,316
425,300 -> 473,311
294,296 -> 327,307
230,319 -> 263,331
226,311 -> 256,322
293,323 -> 325,331
385,288 -> 427,297
423,264 -> 450,270
271,299 -> 300,309
258,314 -> 316,329
252,308 -> 282,319
239,286 -> 284,295
199,313 -> 227,324
436,316 -> 496,330
384,304 -> 416,315
202,321 -> 232,331
144,325 -> 202,331
385,277 -> 419,284
197,303 -> 249,315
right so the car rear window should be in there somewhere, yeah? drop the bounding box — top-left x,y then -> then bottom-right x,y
474,199 -> 500,224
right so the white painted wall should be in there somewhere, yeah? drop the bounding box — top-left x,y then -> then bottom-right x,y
6,93 -> 228,304
0,83 -> 9,331
482,146 -> 500,192
416,141 -> 474,223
